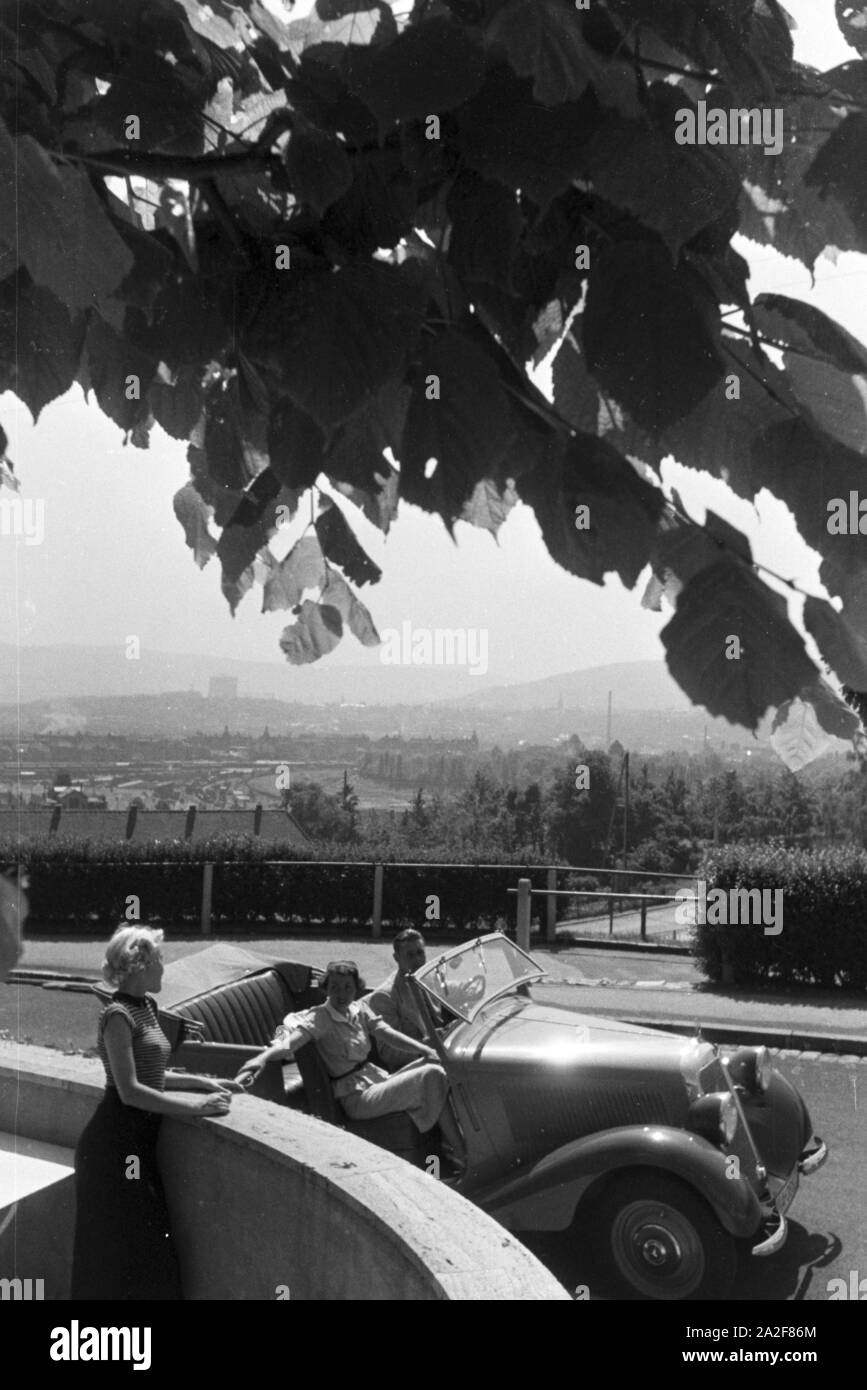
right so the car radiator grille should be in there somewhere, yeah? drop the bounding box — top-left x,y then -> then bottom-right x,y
508,1085 -> 676,1147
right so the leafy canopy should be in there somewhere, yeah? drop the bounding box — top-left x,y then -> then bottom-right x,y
4,0 -> 867,764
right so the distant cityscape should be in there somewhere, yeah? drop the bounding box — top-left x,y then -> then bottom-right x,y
0,669 -> 816,822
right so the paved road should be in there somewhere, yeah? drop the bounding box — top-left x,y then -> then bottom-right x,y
8,934 -> 867,1043
523,1051 -> 865,1302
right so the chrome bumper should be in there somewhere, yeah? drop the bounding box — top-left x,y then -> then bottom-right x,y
752,1209 -> 787,1257
798,1137 -> 828,1176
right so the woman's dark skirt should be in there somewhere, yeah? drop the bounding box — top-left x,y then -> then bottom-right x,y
70,1090 -> 182,1301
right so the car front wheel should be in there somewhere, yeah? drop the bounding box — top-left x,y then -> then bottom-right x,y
588,1174 -> 737,1301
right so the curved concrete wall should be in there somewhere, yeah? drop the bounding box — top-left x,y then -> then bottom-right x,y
0,1044 -> 568,1301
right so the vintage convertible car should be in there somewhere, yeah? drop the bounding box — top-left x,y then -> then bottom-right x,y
156,934 -> 827,1301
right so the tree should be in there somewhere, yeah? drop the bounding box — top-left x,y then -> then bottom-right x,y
286,780 -> 357,841
4,0 -> 867,759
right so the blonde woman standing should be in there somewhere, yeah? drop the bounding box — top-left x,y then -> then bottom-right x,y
71,925 -> 240,1300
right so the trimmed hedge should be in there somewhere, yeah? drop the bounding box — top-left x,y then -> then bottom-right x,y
0,837 -> 550,934
695,845 -> 867,990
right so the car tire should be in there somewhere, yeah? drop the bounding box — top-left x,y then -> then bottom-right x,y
587,1173 -> 737,1301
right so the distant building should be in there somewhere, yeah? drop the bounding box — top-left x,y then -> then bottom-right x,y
208,677 -> 238,701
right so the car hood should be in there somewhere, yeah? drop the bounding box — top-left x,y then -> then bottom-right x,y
447,996 -> 707,1075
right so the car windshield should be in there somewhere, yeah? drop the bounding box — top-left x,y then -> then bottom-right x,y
413,933 -> 546,1022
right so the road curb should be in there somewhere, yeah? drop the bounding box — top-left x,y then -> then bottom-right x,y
551,935 -> 692,956
620,1014 -> 867,1056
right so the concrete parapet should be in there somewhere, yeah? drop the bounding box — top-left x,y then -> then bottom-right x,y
0,1044 -> 568,1301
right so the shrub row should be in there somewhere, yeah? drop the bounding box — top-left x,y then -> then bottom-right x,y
694,844 -> 867,990
0,837 -> 551,934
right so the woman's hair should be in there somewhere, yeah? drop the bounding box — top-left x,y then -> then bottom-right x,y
102,924 -> 164,988
323,960 -> 365,997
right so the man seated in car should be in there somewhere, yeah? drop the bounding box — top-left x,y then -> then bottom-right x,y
367,929 -> 442,1071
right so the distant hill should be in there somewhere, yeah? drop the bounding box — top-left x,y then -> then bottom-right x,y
446,662 -> 693,711
0,642 -> 494,706
0,643 -> 690,712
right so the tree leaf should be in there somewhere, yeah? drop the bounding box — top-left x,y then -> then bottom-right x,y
173,483 -> 218,569
399,326 -> 516,523
174,0 -> 248,49
261,535 -> 328,613
149,365 -> 204,440
836,1 -> 867,58
661,333 -> 798,499
268,397 -> 328,491
770,693 -> 839,771
216,469 -> 299,611
330,466 -> 400,535
805,112 -> 867,245
315,499 -> 381,585
84,315 -> 158,432
661,558 -> 818,730
752,417 -> 867,630
320,565 -> 380,645
803,595 -> 867,691
752,292 -> 867,454
485,0 -> 600,106
456,65 -> 589,207
583,240 -> 725,434
739,95 -> 861,269
279,600 -> 343,664
284,118 -> 353,216
577,87 -> 742,259
447,172 -> 522,288
88,52 -> 207,154
253,263 -> 424,430
0,272 -> 84,420
753,292 -> 867,375
459,478 -> 518,537
348,17 -> 486,127
647,508 -> 753,608
517,432 -> 664,588
551,332 -> 600,435
0,125 -> 134,310
322,146 -> 417,256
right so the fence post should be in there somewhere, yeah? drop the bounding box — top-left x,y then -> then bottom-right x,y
200,863 -> 213,937
546,867 -> 557,944
640,897 -> 647,941
608,895 -> 614,936
372,863 -> 383,939
516,878 -> 531,952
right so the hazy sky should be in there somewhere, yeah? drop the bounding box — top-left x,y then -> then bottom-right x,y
0,0 -> 861,693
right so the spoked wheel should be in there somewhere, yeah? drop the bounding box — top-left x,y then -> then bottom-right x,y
589,1174 -> 737,1301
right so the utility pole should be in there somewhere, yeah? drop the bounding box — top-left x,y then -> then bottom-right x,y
606,690 -> 612,747
622,750 -> 629,868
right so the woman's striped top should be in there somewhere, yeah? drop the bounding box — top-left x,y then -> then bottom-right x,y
97,993 -> 171,1093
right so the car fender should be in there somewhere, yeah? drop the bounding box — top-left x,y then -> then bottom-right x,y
480,1125 -> 763,1236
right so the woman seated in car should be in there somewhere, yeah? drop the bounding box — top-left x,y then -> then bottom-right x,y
235,960 -> 464,1165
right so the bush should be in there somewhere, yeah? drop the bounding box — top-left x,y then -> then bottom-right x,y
694,845 -> 867,991
0,838 -> 551,935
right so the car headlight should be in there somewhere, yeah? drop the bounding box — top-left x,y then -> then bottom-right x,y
725,1045 -> 772,1094
719,1093 -> 738,1144
688,1092 -> 739,1147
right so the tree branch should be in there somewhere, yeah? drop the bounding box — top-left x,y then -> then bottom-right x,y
64,147 -> 282,183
